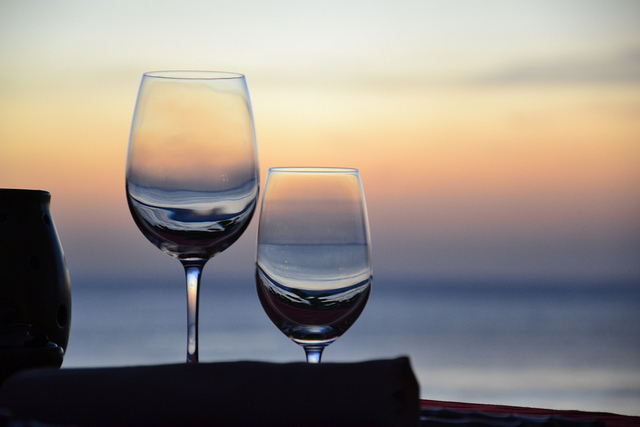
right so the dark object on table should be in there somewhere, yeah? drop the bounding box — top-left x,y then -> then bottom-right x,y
0,189 -> 71,377
0,323 -> 64,383
0,357 -> 420,427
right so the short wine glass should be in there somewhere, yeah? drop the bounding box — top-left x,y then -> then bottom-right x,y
255,168 -> 372,363
126,71 -> 259,363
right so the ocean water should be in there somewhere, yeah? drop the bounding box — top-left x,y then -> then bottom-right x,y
62,276 -> 640,416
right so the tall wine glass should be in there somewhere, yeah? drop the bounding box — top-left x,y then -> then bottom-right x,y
125,71 -> 259,363
256,168 -> 372,363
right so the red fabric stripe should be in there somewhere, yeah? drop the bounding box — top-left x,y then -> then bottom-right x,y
421,399 -> 640,427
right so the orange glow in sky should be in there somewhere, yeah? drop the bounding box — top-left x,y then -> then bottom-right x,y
1,1 -> 639,283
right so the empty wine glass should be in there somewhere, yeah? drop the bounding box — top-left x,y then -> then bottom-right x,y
256,168 -> 372,363
126,71 -> 259,363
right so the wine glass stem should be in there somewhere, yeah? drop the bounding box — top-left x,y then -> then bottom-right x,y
183,262 -> 204,364
304,345 -> 324,364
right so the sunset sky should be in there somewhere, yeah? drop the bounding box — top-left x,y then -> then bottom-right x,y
1,0 -> 639,287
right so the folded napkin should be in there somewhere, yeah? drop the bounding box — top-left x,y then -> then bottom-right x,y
0,357 -> 419,427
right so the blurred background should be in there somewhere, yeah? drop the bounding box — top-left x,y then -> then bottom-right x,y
1,0 -> 639,415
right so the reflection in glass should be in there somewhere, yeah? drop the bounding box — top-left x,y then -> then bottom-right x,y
256,168 -> 372,363
126,71 -> 259,363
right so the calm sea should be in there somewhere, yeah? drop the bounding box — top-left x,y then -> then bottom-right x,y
63,276 -> 640,416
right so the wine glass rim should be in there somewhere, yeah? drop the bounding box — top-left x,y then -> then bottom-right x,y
143,70 -> 245,80
269,167 -> 359,174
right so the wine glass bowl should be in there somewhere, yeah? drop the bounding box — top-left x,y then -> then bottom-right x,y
256,168 -> 372,363
126,71 -> 259,363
